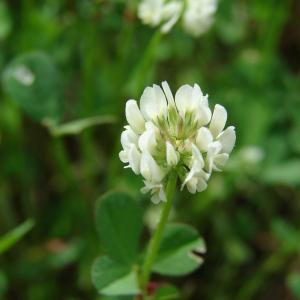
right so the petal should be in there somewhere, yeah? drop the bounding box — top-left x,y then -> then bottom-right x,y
161,1 -> 182,33
161,14 -> 177,33
182,0 -> 216,37
158,187 -> 167,202
197,94 -> 212,125
151,193 -> 161,204
191,84 -> 203,103
125,99 -> 145,134
213,153 -> 229,171
207,141 -> 222,155
198,103 -> 212,126
140,152 -> 165,181
119,150 -> 128,163
145,121 -> 159,132
192,85 -> 210,125
162,1 -> 182,19
162,81 -> 175,106
191,143 -> 204,168
196,178 -> 208,192
175,84 -> 210,124
127,144 -> 141,174
138,127 -> 157,153
206,141 -> 222,173
181,168 -> 195,190
186,177 -> 198,194
121,126 -> 139,149
138,0 -> 163,26
166,141 -> 178,167
175,84 -> 194,117
206,155 -> 214,174
141,180 -> 154,194
161,14 -> 180,33
140,85 -> 168,121
217,126 -> 236,154
209,104 -> 227,138
196,127 -> 213,152
201,93 -> 209,107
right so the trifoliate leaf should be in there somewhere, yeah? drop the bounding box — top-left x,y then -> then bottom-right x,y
95,192 -> 143,264
91,256 -> 140,296
152,223 -> 206,276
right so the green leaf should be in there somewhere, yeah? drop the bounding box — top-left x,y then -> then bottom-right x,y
91,256 -> 140,296
152,284 -> 180,300
95,192 -> 143,264
152,224 -> 206,276
45,115 -> 116,137
2,51 -> 62,122
262,160 -> 300,186
287,273 -> 300,299
0,219 -> 34,255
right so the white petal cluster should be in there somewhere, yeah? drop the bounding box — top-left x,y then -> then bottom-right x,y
137,0 -> 217,37
119,81 -> 235,203
182,0 -> 217,37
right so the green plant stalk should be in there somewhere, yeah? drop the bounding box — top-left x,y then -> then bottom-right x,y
140,172 -> 177,292
127,30 -> 162,97
108,31 -> 162,188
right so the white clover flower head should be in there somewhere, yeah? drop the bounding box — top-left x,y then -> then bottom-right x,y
138,0 -> 183,33
182,0 -> 218,37
120,81 -> 236,204
138,0 -> 164,27
137,0 -> 217,37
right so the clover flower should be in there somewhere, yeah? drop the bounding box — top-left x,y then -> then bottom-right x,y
119,81 -> 236,203
138,0 -> 183,34
182,0 -> 217,37
137,0 -> 217,37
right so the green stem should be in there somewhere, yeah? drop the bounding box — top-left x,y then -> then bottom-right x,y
127,30 -> 162,97
140,172 -> 177,293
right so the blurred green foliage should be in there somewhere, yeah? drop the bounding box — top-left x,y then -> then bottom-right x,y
0,0 -> 300,299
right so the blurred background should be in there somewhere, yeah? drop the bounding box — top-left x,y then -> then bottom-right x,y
0,0 -> 300,299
